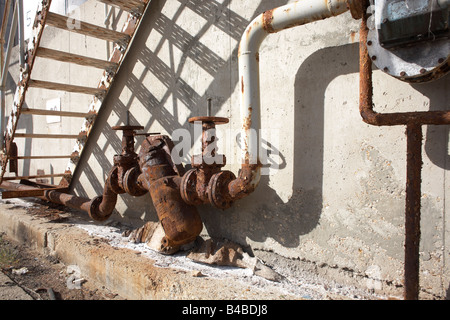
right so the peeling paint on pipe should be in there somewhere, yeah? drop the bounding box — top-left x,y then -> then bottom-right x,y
235,0 -> 349,194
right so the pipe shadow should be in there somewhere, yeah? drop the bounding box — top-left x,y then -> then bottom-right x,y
202,43 -> 362,248
225,43 -> 449,249
410,73 -> 450,170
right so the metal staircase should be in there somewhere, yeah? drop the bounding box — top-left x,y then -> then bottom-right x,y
0,0 -> 150,192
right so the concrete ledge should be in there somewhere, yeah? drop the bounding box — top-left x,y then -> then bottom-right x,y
0,200 -> 307,300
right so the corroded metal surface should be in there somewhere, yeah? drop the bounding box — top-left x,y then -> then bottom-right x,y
208,170 -> 236,210
359,9 -> 450,300
148,176 -> 202,250
1,130 -> 203,252
366,0 -> 450,83
87,178 -> 118,222
404,123 -> 423,301
359,16 -> 450,126
45,189 -> 92,214
0,180 -> 68,199
346,0 -> 365,20
227,162 -> 262,200
181,116 -> 232,208
139,135 -> 202,251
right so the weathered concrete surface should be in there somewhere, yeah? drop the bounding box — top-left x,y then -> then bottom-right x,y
72,0 -> 448,299
0,271 -> 33,300
0,198 -> 392,300
4,0 -> 449,299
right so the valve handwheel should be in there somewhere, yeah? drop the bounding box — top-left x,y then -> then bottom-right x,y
188,116 -> 229,125
112,125 -> 145,131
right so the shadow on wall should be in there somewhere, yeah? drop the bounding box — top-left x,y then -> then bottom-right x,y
201,43 -> 361,248
71,0 -> 449,249
200,43 -> 449,249
411,75 -> 450,170
71,0 -> 292,224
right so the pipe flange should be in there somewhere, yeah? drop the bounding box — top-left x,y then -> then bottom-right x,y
108,166 -> 125,194
158,236 -> 180,255
123,167 -> 147,196
366,1 -> 450,83
88,196 -> 112,222
207,171 -> 236,209
180,169 -> 202,205
113,153 -> 138,167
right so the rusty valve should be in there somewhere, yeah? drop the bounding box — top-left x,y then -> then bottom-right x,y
88,124 -> 203,253
109,125 -> 147,196
180,99 -> 236,209
88,124 -> 148,221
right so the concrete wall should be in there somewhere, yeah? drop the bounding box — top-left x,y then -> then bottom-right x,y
5,0 -> 449,298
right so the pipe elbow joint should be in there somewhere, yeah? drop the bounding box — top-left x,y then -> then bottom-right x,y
88,178 -> 118,222
88,195 -> 114,222
227,163 -> 261,200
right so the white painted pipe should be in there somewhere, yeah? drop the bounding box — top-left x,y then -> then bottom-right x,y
236,0 -> 350,190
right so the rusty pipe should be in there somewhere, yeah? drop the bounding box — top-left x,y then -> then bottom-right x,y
359,8 -> 450,300
139,135 -> 203,250
44,190 -> 92,213
45,172 -> 118,222
1,134 -> 201,252
0,180 -> 113,221
359,16 -> 450,126
87,178 -> 118,222
234,0 -> 350,197
404,123 -> 423,300
0,180 -> 93,213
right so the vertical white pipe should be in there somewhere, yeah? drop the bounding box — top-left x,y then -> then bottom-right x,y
237,0 -> 349,187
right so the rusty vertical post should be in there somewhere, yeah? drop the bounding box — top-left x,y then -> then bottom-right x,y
404,123 -> 423,300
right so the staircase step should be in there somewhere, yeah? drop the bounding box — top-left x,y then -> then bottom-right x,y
9,155 -> 73,160
46,11 -> 131,43
2,173 -> 68,181
97,0 -> 148,13
28,79 -> 106,95
14,133 -> 86,139
36,47 -> 118,70
21,107 -> 95,118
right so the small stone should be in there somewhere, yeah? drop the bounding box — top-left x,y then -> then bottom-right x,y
191,271 -> 205,277
12,267 -> 29,275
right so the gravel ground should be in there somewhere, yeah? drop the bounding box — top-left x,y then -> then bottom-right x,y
0,231 -> 123,300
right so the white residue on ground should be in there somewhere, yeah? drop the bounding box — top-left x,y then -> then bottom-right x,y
0,197 -> 384,299
75,222 -> 383,300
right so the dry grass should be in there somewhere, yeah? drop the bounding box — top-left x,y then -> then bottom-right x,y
0,233 -> 20,269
